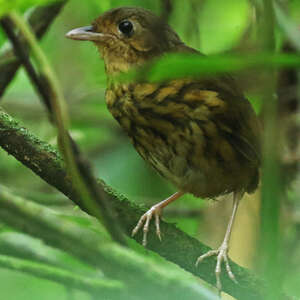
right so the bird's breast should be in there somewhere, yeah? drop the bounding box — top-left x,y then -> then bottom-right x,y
105,80 -> 258,197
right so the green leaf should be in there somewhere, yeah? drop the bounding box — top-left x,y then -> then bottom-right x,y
118,52 -> 300,83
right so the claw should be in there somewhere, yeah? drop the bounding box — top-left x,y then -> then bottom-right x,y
195,250 -> 219,266
155,213 -> 162,241
131,192 -> 184,246
195,243 -> 237,294
131,205 -> 162,246
195,192 -> 242,293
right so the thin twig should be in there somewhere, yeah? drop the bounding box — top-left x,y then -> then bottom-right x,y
160,0 -> 173,21
0,12 -> 126,246
259,2 -> 283,300
0,17 -> 54,114
0,1 -> 67,98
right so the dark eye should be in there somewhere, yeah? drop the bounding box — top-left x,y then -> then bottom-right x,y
118,20 -> 134,37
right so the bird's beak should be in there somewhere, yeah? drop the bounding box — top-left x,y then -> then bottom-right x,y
65,26 -> 106,42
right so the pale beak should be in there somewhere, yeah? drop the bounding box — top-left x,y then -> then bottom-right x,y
65,25 -> 105,42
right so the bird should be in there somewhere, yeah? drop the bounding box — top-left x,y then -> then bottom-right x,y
66,6 -> 261,293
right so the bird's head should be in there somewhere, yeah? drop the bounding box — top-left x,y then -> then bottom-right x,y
66,7 -> 184,75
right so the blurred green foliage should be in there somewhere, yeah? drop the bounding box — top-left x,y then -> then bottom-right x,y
0,0 -> 57,17
198,0 -> 250,54
0,0 -> 300,299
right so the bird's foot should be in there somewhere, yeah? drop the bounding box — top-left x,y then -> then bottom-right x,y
195,242 -> 237,293
131,203 -> 163,246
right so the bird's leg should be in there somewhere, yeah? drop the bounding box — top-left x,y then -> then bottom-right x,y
132,191 -> 184,246
196,191 -> 243,293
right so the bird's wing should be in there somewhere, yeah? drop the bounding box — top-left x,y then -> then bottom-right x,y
203,76 -> 262,166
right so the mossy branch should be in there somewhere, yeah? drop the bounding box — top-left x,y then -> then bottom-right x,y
0,107 -> 274,300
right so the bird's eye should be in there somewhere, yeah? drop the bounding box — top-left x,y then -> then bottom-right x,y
118,20 -> 134,37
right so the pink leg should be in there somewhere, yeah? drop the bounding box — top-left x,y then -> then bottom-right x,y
132,191 -> 184,246
196,191 -> 243,294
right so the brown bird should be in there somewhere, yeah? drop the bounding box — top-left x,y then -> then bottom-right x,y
66,6 -> 261,292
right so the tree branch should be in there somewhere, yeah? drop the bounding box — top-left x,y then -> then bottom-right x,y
0,1 -> 67,98
0,107 -> 272,300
